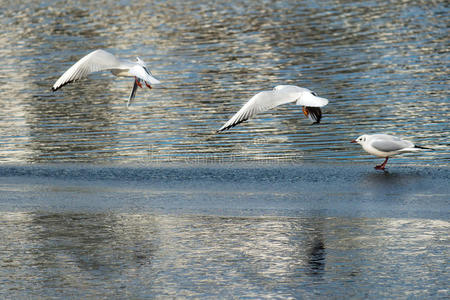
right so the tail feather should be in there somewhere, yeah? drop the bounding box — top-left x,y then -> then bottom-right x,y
399,145 -> 432,153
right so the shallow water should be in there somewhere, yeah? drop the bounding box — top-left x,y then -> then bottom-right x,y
0,0 -> 448,164
0,164 -> 449,298
1,212 -> 448,299
0,0 -> 449,298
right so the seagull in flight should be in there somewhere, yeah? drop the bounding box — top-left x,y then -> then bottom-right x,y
52,49 -> 161,107
217,85 -> 329,132
351,134 -> 431,170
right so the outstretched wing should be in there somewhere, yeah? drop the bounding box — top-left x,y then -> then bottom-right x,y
52,49 -> 123,91
217,90 -> 298,132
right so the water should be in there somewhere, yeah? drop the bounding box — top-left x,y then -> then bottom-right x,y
0,0 -> 448,163
0,164 -> 449,298
0,0 -> 449,298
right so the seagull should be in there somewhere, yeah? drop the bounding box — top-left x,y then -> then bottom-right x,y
52,49 -> 161,107
217,85 -> 329,132
351,134 -> 431,170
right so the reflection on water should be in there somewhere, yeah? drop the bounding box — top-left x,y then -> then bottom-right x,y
0,212 -> 447,298
0,0 -> 448,163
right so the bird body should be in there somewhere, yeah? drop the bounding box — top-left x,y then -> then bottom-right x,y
217,85 -> 328,132
351,134 -> 430,170
52,49 -> 160,106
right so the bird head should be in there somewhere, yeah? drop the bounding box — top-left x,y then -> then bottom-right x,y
351,135 -> 368,145
136,57 -> 147,67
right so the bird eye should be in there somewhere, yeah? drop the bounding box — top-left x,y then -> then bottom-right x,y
311,92 -> 318,96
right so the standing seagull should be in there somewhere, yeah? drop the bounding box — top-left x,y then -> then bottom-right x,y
351,134 -> 431,170
52,49 -> 161,107
217,85 -> 328,132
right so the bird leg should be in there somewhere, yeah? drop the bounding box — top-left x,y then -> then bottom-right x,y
145,82 -> 152,89
135,77 -> 143,88
375,157 -> 389,170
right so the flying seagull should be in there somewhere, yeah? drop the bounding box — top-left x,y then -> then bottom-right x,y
52,49 -> 161,107
217,85 -> 329,132
351,134 -> 431,170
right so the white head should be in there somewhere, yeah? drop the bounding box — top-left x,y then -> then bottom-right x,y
351,134 -> 369,145
136,57 -> 147,67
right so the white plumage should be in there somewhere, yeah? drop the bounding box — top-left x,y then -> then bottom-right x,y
52,49 -> 161,106
351,134 -> 430,170
217,85 -> 329,132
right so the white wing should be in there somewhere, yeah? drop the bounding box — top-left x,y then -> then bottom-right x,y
370,135 -> 415,152
217,90 -> 297,132
52,49 -> 126,91
128,65 -> 161,85
275,85 -> 329,107
217,85 -> 329,132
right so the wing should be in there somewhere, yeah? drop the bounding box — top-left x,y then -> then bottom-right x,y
52,49 -> 123,91
129,66 -> 161,85
127,79 -> 139,107
217,90 -> 298,132
303,106 -> 322,124
371,137 -> 413,152
276,85 -> 328,107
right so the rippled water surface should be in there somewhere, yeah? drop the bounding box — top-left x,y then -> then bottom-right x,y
0,0 -> 449,298
0,0 -> 448,164
2,212 -> 448,299
0,164 -> 449,298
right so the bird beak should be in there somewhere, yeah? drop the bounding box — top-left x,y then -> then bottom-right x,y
351,140 -> 357,143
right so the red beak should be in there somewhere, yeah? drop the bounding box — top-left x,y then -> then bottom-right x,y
351,140 -> 357,143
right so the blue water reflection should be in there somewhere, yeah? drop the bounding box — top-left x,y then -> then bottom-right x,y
0,0 -> 447,164
0,211 -> 448,298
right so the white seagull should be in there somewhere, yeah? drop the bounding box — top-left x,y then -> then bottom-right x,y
351,134 -> 431,170
52,49 -> 161,107
217,85 -> 329,132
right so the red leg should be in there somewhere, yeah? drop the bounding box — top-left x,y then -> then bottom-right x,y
135,77 -> 143,88
145,82 -> 152,89
375,157 -> 389,170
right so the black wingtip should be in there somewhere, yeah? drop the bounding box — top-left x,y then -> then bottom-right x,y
217,118 -> 249,133
52,79 -> 76,92
304,107 -> 322,124
414,145 -> 432,150
216,127 -> 229,134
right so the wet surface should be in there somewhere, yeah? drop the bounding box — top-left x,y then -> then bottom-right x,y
0,163 -> 449,298
0,0 -> 449,298
0,163 -> 449,219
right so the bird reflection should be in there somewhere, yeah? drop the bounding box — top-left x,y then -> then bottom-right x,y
27,212 -> 159,279
306,238 -> 326,275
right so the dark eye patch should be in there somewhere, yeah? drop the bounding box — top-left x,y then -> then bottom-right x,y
311,91 -> 318,96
